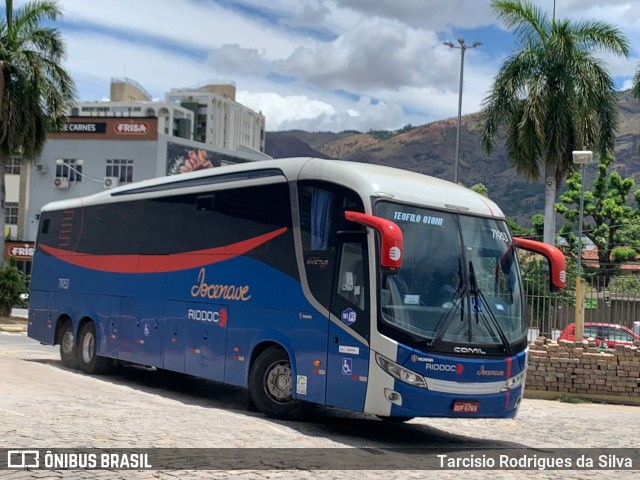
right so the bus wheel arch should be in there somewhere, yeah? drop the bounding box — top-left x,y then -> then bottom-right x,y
76,317 -> 111,375
248,343 -> 312,420
55,315 -> 79,370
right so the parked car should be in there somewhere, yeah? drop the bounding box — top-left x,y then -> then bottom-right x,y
634,321 -> 640,336
558,322 -> 640,348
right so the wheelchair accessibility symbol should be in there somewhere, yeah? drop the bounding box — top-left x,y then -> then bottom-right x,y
341,358 -> 352,375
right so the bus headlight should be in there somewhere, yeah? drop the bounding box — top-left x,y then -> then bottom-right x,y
502,371 -> 526,391
375,353 -> 428,389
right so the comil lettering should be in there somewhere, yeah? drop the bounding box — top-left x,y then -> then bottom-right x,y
191,268 -> 251,301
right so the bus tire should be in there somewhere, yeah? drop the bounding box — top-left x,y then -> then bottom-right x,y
249,347 -> 311,420
77,322 -> 111,375
59,321 -> 79,370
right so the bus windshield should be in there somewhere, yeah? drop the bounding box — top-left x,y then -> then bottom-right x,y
375,201 -> 525,352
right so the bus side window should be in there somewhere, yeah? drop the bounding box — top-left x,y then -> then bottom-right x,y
298,182 -> 364,310
331,236 -> 369,340
337,244 -> 365,310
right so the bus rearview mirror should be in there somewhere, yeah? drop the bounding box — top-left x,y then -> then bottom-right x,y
344,211 -> 403,273
513,237 -> 566,292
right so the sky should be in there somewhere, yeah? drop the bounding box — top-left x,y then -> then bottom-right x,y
21,0 -> 640,132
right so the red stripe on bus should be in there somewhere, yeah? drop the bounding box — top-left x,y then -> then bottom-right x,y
39,227 -> 288,273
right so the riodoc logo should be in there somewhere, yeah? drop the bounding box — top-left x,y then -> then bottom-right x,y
187,308 -> 228,327
425,363 -> 464,374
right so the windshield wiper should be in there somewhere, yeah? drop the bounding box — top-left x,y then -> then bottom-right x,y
431,262 -> 466,344
468,261 -> 512,355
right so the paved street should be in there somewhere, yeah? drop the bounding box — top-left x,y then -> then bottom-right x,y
0,332 -> 638,479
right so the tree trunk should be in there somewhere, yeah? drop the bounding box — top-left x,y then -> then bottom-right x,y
598,250 -> 615,287
542,164 -> 556,245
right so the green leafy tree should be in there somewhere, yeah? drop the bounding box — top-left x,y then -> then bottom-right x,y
614,222 -> 640,252
530,214 -> 545,240
469,183 -> 540,238
0,0 -> 75,265
480,0 -> 629,246
0,258 -> 27,315
609,275 -> 640,295
470,182 -> 489,197
519,250 -> 575,335
505,216 -> 532,237
555,154 -> 640,280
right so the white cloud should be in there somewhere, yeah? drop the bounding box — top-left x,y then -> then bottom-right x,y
58,0 -> 308,59
335,0 -> 496,30
238,91 -> 406,132
207,45 -> 270,76
22,0 -> 639,132
62,32 -> 215,99
237,91 -> 335,130
276,96 -> 406,132
275,18 -> 448,90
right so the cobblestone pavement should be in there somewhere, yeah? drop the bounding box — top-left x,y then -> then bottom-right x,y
1,333 -> 638,479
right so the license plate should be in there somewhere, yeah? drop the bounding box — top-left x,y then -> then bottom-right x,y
452,400 -> 479,413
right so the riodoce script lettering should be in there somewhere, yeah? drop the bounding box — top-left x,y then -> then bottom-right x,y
190,268 -> 251,301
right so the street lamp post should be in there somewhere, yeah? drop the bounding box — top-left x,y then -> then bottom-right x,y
444,38 -> 481,184
572,149 -> 593,342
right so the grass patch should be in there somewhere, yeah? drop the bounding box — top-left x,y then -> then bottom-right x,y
558,395 -> 592,404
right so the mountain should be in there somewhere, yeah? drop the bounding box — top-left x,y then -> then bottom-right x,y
265,90 -> 640,226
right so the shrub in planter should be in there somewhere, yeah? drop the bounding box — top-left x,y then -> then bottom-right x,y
0,259 -> 28,316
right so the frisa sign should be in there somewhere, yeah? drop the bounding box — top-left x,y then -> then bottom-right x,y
114,122 -> 149,135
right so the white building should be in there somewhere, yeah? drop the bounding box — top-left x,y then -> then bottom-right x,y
10,77 -> 271,265
166,81 -> 265,153
70,78 -> 196,141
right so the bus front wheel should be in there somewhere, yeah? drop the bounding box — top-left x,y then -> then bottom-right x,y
59,321 -> 79,370
249,347 -> 311,420
77,322 -> 111,375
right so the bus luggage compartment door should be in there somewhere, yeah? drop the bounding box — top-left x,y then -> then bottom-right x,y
27,290 -> 56,344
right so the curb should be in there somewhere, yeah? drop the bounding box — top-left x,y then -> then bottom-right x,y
0,325 -> 27,333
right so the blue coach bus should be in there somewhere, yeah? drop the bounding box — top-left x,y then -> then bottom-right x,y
28,158 -> 565,420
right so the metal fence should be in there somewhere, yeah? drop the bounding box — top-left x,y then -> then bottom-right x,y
524,273 -> 640,341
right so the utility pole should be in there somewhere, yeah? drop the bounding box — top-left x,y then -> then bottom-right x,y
443,38 -> 481,184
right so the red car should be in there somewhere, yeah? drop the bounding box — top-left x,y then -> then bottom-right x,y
558,323 -> 640,348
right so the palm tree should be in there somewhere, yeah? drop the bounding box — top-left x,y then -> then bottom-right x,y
481,0 -> 628,245
0,0 -> 75,265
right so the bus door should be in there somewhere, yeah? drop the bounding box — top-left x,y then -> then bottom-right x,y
326,233 -> 370,412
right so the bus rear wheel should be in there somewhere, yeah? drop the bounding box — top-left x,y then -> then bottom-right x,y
59,321 -> 79,370
249,347 -> 311,420
77,322 -> 111,375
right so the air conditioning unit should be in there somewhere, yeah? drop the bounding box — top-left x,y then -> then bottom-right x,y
53,177 -> 69,189
103,176 -> 120,189
35,164 -> 47,173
